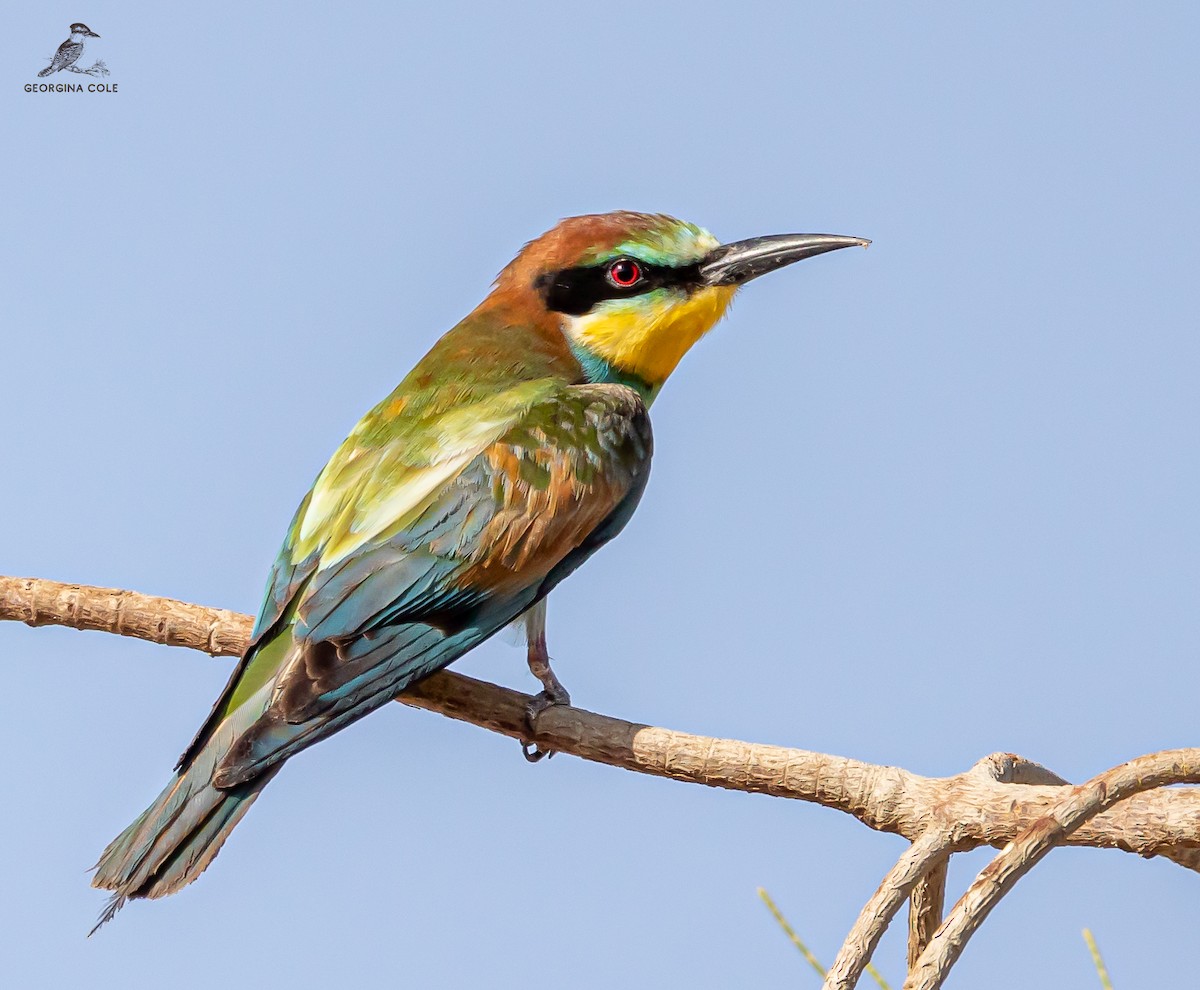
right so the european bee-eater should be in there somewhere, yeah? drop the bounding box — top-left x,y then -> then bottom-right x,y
38,23 -> 100,77
91,212 -> 867,927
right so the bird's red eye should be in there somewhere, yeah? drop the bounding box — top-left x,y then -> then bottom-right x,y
607,259 -> 642,287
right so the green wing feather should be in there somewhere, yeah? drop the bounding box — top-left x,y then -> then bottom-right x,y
97,379 -> 652,908
180,379 -> 651,772
211,380 -> 652,785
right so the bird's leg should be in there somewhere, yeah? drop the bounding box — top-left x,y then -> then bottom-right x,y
527,627 -> 571,712
519,599 -> 570,763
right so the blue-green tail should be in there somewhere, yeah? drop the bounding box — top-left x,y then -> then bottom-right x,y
89,703 -> 279,933
89,617 -> 501,932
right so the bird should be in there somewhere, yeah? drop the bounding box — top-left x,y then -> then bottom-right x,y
90,211 -> 867,929
38,23 -> 100,77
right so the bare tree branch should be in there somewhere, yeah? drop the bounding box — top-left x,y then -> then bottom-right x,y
904,748 -> 1200,990
906,854 -> 948,972
3,575 -> 1199,873
3,574 -> 1199,988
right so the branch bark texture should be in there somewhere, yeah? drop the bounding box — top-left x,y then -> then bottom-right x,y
4,575 -> 1198,872
4,575 -> 1199,990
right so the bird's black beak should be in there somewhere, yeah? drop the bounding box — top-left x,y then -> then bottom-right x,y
86,28 -> 100,37
699,233 -> 870,287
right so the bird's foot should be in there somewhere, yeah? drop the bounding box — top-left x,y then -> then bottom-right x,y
520,678 -> 571,764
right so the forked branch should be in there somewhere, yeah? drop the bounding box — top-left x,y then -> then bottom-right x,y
3,575 -> 1197,988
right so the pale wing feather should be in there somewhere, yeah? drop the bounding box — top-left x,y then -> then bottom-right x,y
294,380 -> 559,562
212,384 -> 652,786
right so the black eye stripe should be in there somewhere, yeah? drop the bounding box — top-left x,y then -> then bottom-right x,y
536,258 -> 703,317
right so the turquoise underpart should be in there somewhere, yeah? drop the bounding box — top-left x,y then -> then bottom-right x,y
569,339 -> 660,406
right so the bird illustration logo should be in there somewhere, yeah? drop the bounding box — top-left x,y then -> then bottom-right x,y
38,22 -> 101,77
88,213 -> 868,930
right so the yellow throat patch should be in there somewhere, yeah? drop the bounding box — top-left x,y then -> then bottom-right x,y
567,284 -> 736,385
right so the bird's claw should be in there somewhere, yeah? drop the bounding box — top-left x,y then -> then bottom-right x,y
520,686 -> 571,764
521,739 -> 553,763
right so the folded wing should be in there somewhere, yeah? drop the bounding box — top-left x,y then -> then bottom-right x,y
208,382 -> 652,786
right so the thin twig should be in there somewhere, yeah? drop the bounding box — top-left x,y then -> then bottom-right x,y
1082,929 -> 1115,990
758,888 -> 827,980
822,830 -> 953,990
758,889 -> 892,990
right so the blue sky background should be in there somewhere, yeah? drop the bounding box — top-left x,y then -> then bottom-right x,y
2,3 -> 1197,987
